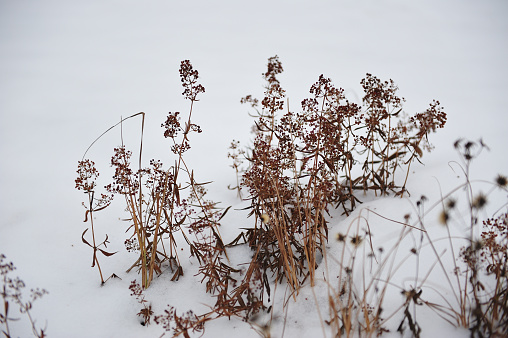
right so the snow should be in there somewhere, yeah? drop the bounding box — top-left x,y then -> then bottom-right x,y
1,0 -> 507,337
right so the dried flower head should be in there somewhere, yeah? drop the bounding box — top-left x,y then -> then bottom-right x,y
454,138 -> 487,163
75,159 -> 99,192
350,235 -> 363,247
179,60 -> 205,101
446,198 -> 457,210
241,95 -> 259,108
336,233 -> 346,242
410,100 -> 447,140
262,55 -> 283,85
361,73 -> 403,111
162,112 -> 182,139
495,174 -> 507,188
439,210 -> 449,225
472,193 -> 488,210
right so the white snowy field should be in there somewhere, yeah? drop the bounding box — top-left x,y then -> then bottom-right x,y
1,1 -> 507,337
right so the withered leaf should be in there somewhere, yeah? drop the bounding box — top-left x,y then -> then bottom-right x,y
98,248 -> 117,257
81,228 -> 92,247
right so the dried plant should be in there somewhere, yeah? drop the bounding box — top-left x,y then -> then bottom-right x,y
227,140 -> 246,198
129,280 -> 153,326
75,159 -> 116,284
373,139 -> 507,337
358,75 -> 447,197
155,306 -> 206,338
76,60 -> 245,336
1,254 -> 48,338
73,57 -> 508,338
227,56 -> 447,320
76,60 -> 234,294
325,208 -> 421,337
477,212 -> 508,335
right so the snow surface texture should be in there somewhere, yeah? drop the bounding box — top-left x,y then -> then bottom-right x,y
1,1 -> 507,337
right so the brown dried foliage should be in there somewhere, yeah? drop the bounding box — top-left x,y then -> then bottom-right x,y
74,57 -> 456,336
227,56 -> 447,312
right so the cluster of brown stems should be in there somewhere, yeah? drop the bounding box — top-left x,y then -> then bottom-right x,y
228,56 -> 447,309
76,58 -> 508,338
76,61 -> 233,298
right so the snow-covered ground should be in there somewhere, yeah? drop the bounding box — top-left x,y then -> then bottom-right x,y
1,1 -> 507,337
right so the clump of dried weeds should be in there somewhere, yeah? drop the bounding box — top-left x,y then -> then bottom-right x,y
75,60 -> 238,335
227,56 -> 447,317
73,58 -> 508,338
